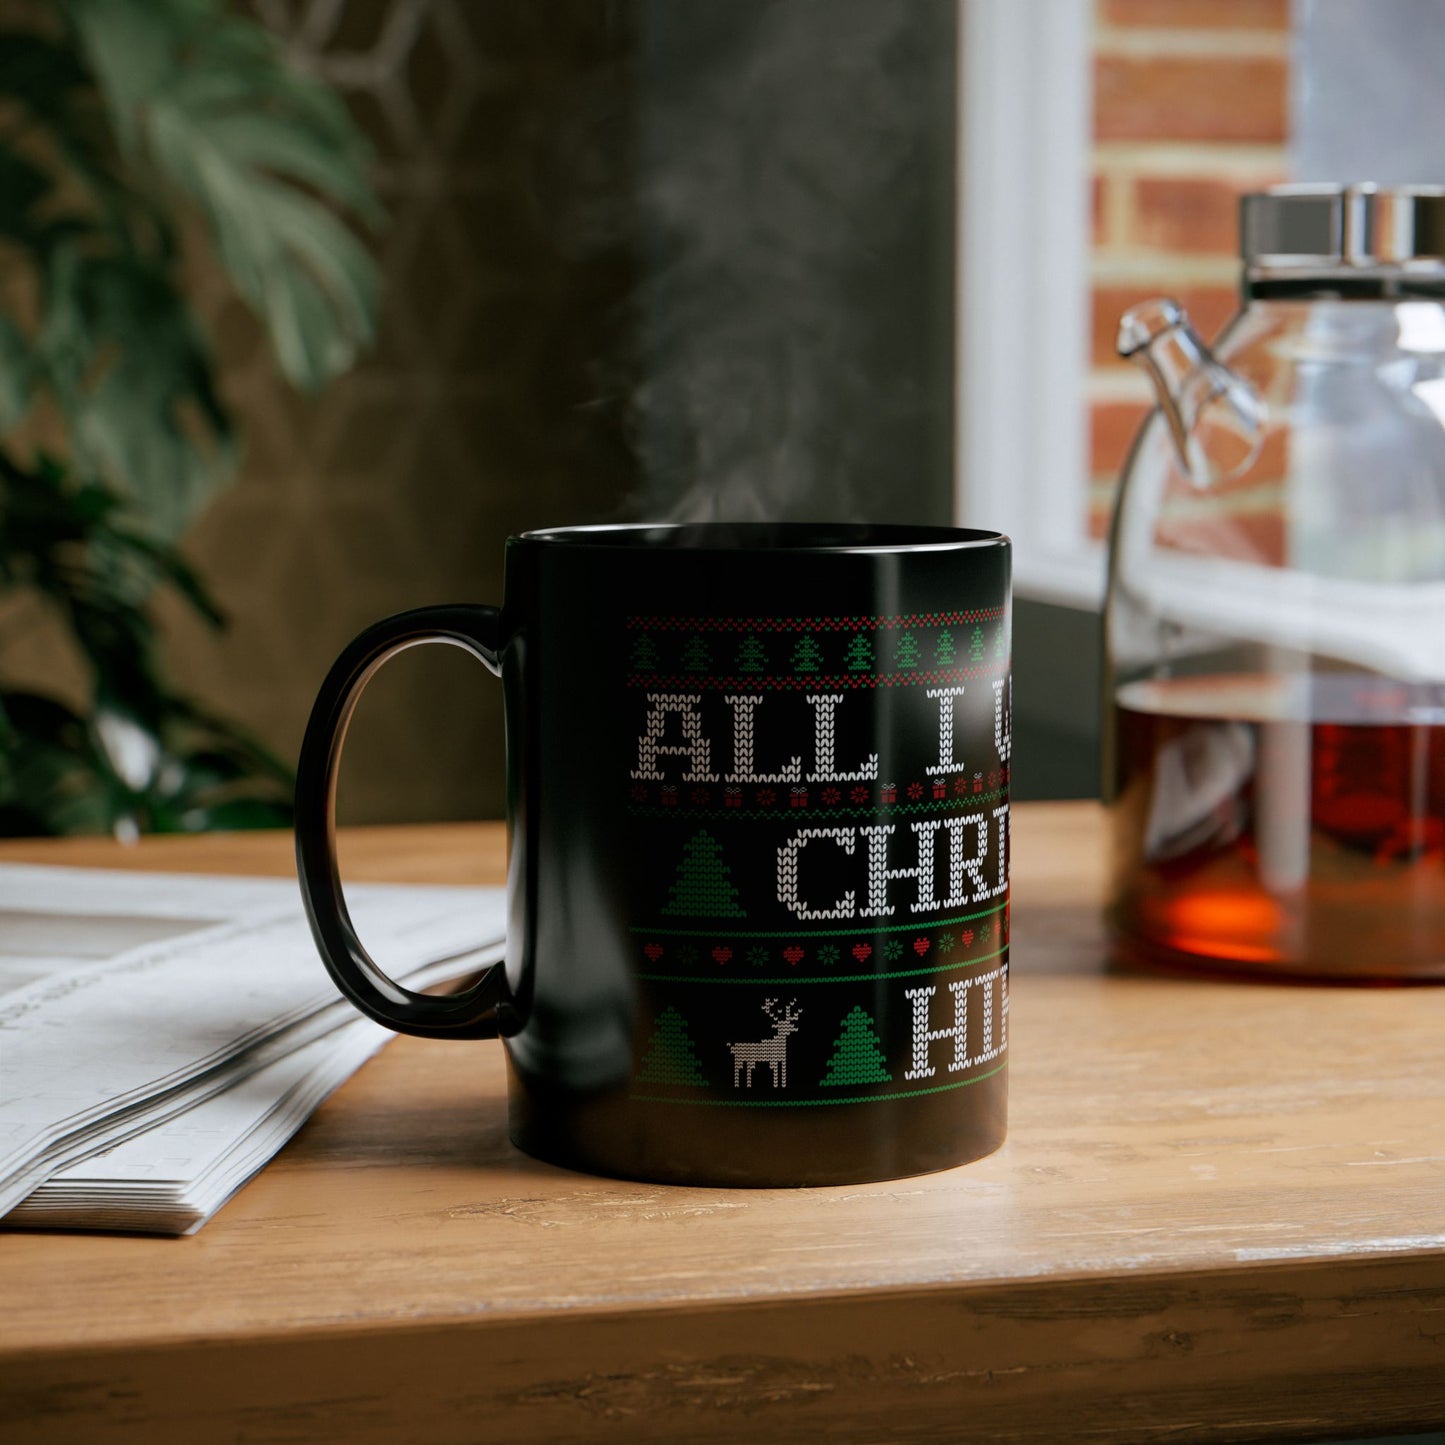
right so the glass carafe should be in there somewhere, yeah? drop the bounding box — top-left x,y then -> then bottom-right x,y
1105,184 -> 1445,980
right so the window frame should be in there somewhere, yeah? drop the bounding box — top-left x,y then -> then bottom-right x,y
955,0 -> 1104,610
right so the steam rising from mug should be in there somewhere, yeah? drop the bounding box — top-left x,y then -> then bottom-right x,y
558,1 -> 954,524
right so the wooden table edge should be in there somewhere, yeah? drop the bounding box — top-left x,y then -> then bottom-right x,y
5,1237 -> 1445,1362
6,1251 -> 1445,1443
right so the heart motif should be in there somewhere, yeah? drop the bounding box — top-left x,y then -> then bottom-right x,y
783,945 -> 805,966
643,944 -> 664,962
961,929 -> 974,946
913,938 -> 930,957
851,943 -> 873,963
711,946 -> 733,966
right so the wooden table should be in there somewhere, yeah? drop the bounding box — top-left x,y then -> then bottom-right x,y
2,803 -> 1443,1444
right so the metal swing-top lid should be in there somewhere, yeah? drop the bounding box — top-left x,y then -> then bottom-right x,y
1241,184 -> 1445,274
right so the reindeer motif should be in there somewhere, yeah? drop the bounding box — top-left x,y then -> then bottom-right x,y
729,999 -> 802,1088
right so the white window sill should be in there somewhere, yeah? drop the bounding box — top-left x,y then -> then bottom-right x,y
1012,543 -> 1107,612
956,0 -> 1097,618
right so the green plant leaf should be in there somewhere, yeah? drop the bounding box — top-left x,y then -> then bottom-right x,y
177,797 -> 292,832
0,674 -> 296,838
108,524 -> 225,626
0,31 -> 156,255
0,316 -> 32,427
164,696 -> 295,784
0,148 -> 51,246
0,1 -> 360,836
36,248 -> 234,537
64,0 -> 381,392
0,690 -> 114,836
0,33 -> 89,116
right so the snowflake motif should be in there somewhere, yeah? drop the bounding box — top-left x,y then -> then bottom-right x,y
690,787 -> 711,806
629,784 -> 649,803
883,939 -> 904,962
746,944 -> 771,968
937,932 -> 956,955
979,924 -> 991,944
676,944 -> 701,966
821,786 -> 841,806
756,788 -> 777,807
850,785 -> 870,804
817,943 -> 841,966
907,781 -> 924,801
953,776 -> 970,796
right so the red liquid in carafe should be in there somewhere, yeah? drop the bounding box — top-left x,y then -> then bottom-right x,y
1110,675 -> 1445,978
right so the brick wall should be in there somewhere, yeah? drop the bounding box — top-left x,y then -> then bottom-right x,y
1088,0 -> 1290,538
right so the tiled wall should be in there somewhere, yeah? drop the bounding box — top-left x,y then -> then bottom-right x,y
1087,0 -> 1291,538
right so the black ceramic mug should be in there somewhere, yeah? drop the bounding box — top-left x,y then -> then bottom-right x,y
296,523 -> 1012,1186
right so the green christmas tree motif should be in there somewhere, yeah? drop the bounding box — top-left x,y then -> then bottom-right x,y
935,629 -> 956,666
736,634 -> 767,673
636,1007 -> 709,1086
681,634 -> 711,673
968,624 -> 985,661
844,632 -> 873,673
792,632 -> 824,673
630,633 -> 660,672
993,624 -> 1006,660
661,830 -> 747,917
895,630 -> 920,671
820,1006 -> 892,1087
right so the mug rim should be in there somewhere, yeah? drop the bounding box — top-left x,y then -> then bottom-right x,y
514,522 -> 1010,555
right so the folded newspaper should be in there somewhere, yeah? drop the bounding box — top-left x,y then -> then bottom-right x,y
0,864 -> 505,1235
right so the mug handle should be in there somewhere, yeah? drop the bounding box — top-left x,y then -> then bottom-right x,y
295,605 -> 510,1040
